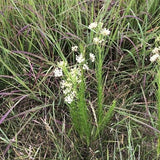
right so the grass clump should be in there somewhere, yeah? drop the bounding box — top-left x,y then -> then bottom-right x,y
0,0 -> 160,159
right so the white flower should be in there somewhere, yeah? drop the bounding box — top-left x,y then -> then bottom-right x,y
83,64 -> 89,70
89,53 -> 95,62
89,22 -> 98,29
76,54 -> 85,63
60,80 -> 72,89
70,91 -> 76,97
152,47 -> 160,54
93,37 -> 100,44
54,68 -> 63,77
64,95 -> 74,104
150,53 -> 160,62
93,37 -> 104,45
60,80 -> 66,89
100,28 -> 110,36
72,46 -> 78,52
57,61 -> 67,68
63,87 -> 72,95
64,91 -> 76,104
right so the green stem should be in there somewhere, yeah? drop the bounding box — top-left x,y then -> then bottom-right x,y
96,46 -> 103,126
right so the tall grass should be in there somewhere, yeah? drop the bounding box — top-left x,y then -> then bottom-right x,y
0,0 -> 160,159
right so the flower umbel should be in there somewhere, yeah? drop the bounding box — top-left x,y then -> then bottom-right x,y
83,64 -> 89,70
89,53 -> 95,62
89,22 -> 98,29
60,80 -> 76,104
54,68 -> 63,77
72,46 -> 78,52
100,28 -> 110,36
93,37 -> 100,44
150,53 -> 160,62
152,47 -> 160,54
60,65 -> 83,104
93,37 -> 104,45
76,54 -> 85,63
64,94 -> 74,104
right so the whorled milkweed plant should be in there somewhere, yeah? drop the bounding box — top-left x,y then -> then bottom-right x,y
54,21 -> 116,145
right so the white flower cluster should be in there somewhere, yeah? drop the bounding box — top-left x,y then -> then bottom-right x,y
76,54 -> 85,63
54,60 -> 67,77
60,66 -> 82,104
152,47 -> 160,54
93,37 -> 104,45
83,64 -> 89,70
100,28 -> 110,36
75,52 -> 90,70
54,68 -> 63,77
89,22 -> 98,29
88,22 -> 110,45
150,47 -> 160,62
72,46 -> 78,52
64,91 -> 76,104
54,45 -> 96,104
89,53 -> 95,62
60,79 -> 77,104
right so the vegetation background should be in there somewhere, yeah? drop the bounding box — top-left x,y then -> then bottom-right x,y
0,0 -> 160,159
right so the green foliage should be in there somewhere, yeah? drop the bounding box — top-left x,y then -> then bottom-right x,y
0,0 -> 160,159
